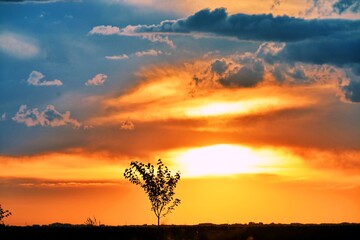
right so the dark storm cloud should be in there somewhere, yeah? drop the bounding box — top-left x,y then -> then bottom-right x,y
123,8 -> 360,42
279,33 -> 360,65
211,59 -> 229,74
219,60 -> 265,88
92,8 -> 360,70
117,8 -> 360,95
342,80 -> 360,102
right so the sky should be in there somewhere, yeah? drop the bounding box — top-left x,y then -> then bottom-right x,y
0,0 -> 360,226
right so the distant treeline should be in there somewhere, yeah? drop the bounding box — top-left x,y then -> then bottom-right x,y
1,223 -> 359,240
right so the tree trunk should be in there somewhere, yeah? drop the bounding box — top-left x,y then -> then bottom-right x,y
157,215 -> 160,228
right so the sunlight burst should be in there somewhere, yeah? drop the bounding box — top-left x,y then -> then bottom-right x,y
184,98 -> 280,117
172,144 -> 292,177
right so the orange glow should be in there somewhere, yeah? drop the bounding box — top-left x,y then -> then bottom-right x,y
90,66 -> 315,126
2,146 -> 360,226
185,98 -> 281,117
0,152 -> 126,181
2,0 -> 360,228
123,0 -> 308,17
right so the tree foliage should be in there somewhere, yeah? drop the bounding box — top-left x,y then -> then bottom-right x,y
124,159 -> 181,227
0,204 -> 11,225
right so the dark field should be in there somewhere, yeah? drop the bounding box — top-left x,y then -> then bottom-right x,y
1,223 -> 359,240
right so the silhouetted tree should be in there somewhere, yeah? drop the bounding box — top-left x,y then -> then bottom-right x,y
124,159 -> 181,227
0,204 -> 11,225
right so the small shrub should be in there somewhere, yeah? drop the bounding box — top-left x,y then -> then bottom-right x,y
84,216 -> 100,226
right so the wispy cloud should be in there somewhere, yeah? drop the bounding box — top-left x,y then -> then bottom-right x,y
135,49 -> 162,57
105,49 -> 163,60
12,105 -> 81,128
141,34 -> 175,48
0,113 -> 6,121
0,32 -> 39,59
105,54 -> 129,60
332,0 -> 360,13
27,71 -> 63,86
89,25 -> 175,48
85,73 -> 108,86
88,25 -> 120,35
305,0 -> 360,16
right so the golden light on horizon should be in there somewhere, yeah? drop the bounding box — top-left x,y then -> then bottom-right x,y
170,144 -> 305,178
0,153 -> 126,181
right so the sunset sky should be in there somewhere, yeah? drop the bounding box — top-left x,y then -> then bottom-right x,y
1,0 -> 360,226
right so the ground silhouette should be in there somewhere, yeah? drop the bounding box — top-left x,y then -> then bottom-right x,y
1,223 -> 360,240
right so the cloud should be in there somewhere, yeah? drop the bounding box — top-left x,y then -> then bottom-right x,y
217,54 -> 265,88
342,80 -> 360,102
12,105 -> 81,128
105,50 -> 163,60
90,8 -> 359,65
135,49 -> 162,57
27,71 -> 63,86
0,113 -> 6,121
105,54 -> 129,60
141,34 -> 175,48
89,25 -> 120,35
85,73 -> 108,86
255,42 -> 285,64
219,65 -> 264,88
0,177 -> 123,188
0,32 -> 39,59
210,59 -> 229,74
189,45 -> 350,103
113,8 -> 359,42
306,0 -> 360,16
89,25 -> 175,48
81,62 -> 360,160
333,0 -> 360,13
91,63 -> 317,126
3,62 -> 359,158
272,0 -> 360,16
277,34 -> 360,65
256,39 -> 360,102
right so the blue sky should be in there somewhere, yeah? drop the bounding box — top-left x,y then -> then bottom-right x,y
0,1 -> 179,152
0,0 -> 359,155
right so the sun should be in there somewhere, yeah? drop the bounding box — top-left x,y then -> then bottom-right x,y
171,144 -> 291,177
